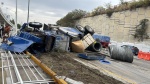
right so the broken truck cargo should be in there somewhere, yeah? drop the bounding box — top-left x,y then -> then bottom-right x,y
109,45 -> 134,63
0,22 -> 135,63
71,34 -> 102,53
1,36 -> 34,52
53,34 -> 70,52
0,22 -> 104,53
71,40 -> 85,53
92,33 -> 110,48
78,53 -> 106,60
82,33 -> 95,49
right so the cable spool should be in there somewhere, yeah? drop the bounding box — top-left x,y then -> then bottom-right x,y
109,45 -> 134,63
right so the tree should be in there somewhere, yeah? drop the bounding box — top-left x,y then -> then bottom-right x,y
133,19 -> 149,41
17,24 -> 21,29
105,2 -> 113,17
91,6 -> 105,16
57,9 -> 87,27
10,19 -> 15,24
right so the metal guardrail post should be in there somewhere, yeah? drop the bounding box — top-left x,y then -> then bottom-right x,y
8,51 -> 23,84
26,52 -> 68,84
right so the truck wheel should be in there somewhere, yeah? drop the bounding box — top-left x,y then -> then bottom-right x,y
84,25 -> 94,35
29,22 -> 42,29
76,25 -> 85,33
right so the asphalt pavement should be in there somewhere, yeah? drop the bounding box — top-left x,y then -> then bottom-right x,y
74,54 -> 150,84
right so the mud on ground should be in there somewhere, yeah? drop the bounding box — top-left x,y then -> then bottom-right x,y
39,52 -> 123,84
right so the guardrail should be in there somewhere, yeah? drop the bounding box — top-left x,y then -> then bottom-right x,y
26,51 -> 68,84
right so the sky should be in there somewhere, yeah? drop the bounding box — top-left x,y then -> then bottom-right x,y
0,0 -> 131,24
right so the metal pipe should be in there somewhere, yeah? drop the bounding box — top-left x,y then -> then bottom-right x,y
25,52 -> 68,84
1,53 -> 4,84
0,65 -> 38,68
15,0 -> 18,34
19,53 -> 49,84
8,51 -> 23,84
21,52 -> 51,84
19,52 -> 39,80
15,80 -> 55,84
24,54 -> 46,80
4,52 -> 14,83
15,79 -> 54,84
27,0 -> 30,25
14,52 -> 31,81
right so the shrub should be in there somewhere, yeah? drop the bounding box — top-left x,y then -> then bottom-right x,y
129,0 -> 150,10
106,8 -> 113,17
56,9 -> 87,27
105,2 -> 114,17
133,19 -> 149,41
91,6 -> 105,16
88,0 -> 150,17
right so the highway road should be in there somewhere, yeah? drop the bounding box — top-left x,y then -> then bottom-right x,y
74,53 -> 150,84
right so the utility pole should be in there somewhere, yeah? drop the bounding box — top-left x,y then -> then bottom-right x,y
15,0 -> 17,34
27,0 -> 30,24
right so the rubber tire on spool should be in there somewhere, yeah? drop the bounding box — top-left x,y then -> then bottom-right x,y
76,25 -> 85,33
89,41 -> 102,52
84,25 -> 95,35
29,22 -> 42,29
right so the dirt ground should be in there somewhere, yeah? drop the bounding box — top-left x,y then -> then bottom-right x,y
39,52 -> 123,84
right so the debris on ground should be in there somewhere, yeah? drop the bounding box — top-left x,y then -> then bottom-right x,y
39,52 -> 123,84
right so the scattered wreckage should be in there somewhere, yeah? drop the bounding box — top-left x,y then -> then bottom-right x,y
1,22 -> 134,63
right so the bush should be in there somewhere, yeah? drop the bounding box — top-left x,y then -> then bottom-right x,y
91,6 -> 105,16
133,19 -> 149,41
57,9 -> 87,27
87,0 -> 150,17
105,2 -> 113,17
106,9 -> 113,17
57,0 -> 150,22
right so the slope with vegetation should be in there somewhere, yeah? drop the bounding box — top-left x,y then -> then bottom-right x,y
57,0 -> 150,27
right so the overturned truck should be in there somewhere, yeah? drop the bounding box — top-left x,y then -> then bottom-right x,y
1,22 -> 105,53
1,22 -> 133,63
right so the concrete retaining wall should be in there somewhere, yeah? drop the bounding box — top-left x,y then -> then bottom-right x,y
77,7 -> 150,46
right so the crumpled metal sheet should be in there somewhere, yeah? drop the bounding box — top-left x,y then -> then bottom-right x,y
59,27 -> 83,37
18,32 -> 43,43
1,36 -> 34,52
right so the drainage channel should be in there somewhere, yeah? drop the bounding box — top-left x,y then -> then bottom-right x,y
0,50 -> 55,84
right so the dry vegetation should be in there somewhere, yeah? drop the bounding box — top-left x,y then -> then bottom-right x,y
57,0 -> 150,27
88,0 -> 150,17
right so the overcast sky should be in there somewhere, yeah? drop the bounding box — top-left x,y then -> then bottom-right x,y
0,0 -> 131,24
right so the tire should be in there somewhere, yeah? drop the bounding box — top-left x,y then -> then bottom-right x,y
76,25 -> 85,33
84,25 -> 94,35
25,28 -> 32,32
88,41 -> 102,52
29,22 -> 42,29
134,47 -> 139,56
